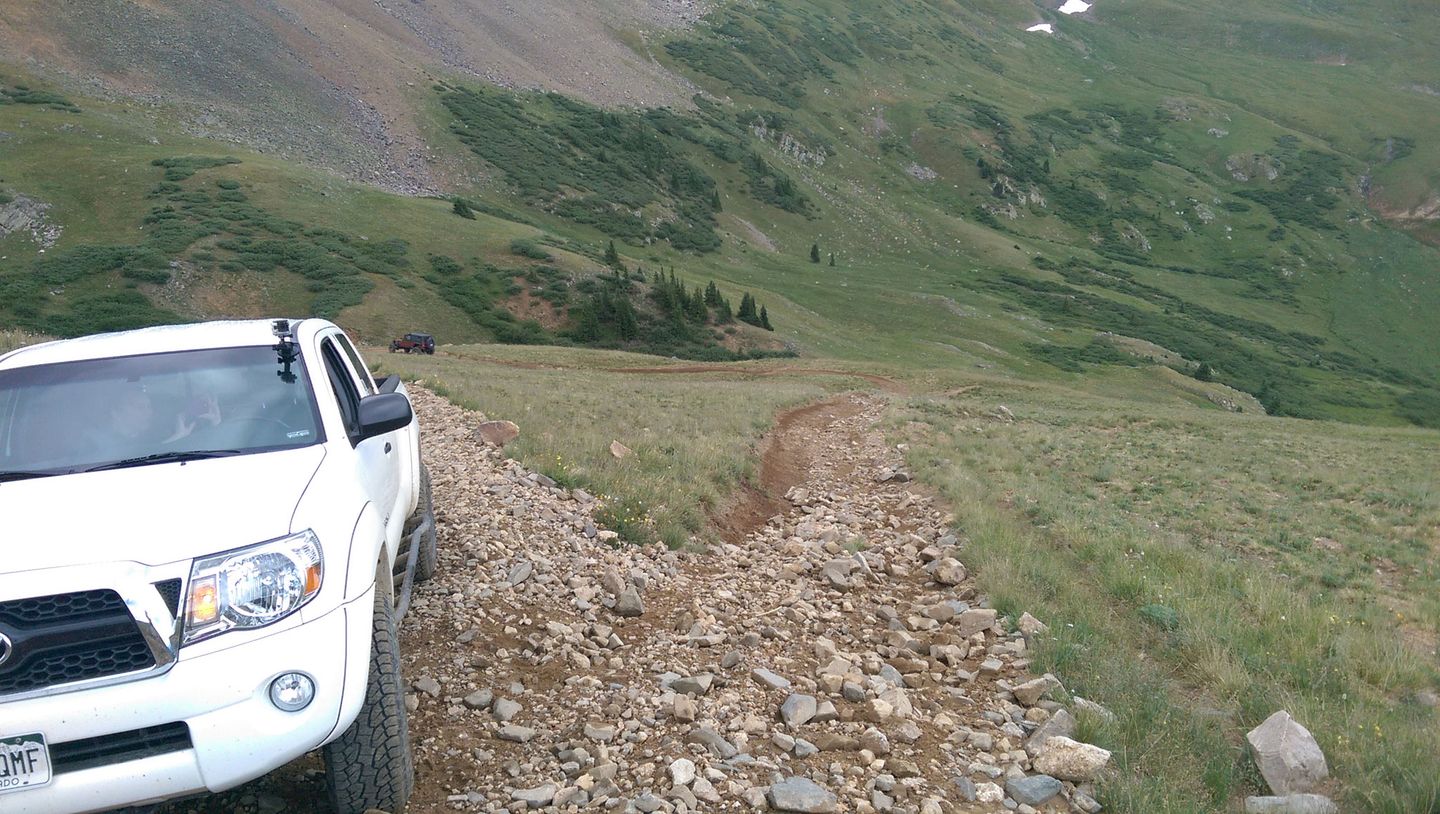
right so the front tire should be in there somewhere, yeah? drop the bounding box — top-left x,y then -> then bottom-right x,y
323,589 -> 414,814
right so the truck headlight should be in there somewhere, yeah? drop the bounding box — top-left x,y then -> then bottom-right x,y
183,530 -> 323,645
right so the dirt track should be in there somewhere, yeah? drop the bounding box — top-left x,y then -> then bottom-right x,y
152,376 -> 1090,814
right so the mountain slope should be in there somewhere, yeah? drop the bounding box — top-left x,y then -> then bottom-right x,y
2,0 -> 1438,426
0,0 -> 703,191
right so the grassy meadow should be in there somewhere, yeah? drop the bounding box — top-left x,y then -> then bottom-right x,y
373,344 -> 864,547
896,384 -> 1440,812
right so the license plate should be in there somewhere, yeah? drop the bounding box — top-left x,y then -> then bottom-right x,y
0,733 -> 51,794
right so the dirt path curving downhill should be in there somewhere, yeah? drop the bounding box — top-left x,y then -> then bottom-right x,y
710,396 -> 867,545
153,382 -> 1089,814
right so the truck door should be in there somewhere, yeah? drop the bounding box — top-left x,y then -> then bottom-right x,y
318,334 -> 402,541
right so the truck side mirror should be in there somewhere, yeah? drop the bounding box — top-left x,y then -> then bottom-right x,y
356,392 -> 412,441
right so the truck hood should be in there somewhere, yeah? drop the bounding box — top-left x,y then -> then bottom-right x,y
0,446 -> 326,573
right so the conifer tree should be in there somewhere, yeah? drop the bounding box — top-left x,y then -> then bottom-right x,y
704,280 -> 722,307
452,199 -> 476,220
810,243 -> 821,263
760,305 -> 773,331
738,292 -> 757,322
688,286 -> 709,323
604,240 -> 622,268
828,252 -> 835,267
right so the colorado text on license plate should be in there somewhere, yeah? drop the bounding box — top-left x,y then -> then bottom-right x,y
0,733 -> 51,793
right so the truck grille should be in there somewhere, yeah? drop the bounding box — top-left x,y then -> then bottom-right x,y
52,722 -> 193,775
0,589 -> 157,695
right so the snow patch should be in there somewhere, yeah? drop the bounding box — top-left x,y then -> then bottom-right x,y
1058,0 -> 1091,14
1026,23 -> 1054,33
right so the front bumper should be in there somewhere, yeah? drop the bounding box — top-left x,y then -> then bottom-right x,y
3,586 -> 373,814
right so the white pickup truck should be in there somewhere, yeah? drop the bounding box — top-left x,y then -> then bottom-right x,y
0,318 -> 435,814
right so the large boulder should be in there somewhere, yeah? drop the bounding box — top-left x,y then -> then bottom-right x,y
1246,711 -> 1328,794
1032,736 -> 1111,781
475,420 -> 520,446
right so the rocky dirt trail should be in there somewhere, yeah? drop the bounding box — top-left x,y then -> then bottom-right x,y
154,384 -> 1111,814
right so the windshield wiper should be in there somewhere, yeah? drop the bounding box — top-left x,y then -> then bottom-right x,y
83,450 -> 244,473
0,470 -> 57,483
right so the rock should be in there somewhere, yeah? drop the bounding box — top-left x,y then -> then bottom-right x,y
693,777 -> 722,803
512,784 -> 557,809
767,777 -> 838,813
1005,775 -> 1062,806
1032,736 -> 1111,781
1017,612 -> 1049,638
889,759 -> 921,778
813,700 -> 839,723
1072,696 -> 1116,723
859,727 -> 890,755
933,558 -> 966,586
463,689 -> 493,710
672,674 -> 714,696
793,738 -> 818,758
955,608 -> 998,637
953,776 -> 977,802
583,722 -> 617,742
476,420 -> 520,446
974,782 -> 1005,804
978,657 -> 1003,676
753,668 -> 792,691
412,676 -> 440,697
1414,690 -> 1439,708
610,440 -> 632,459
686,727 -> 739,759
491,698 -> 522,722
673,694 -> 697,721
1244,794 -> 1340,814
780,694 -> 818,727
508,561 -> 533,586
600,567 -> 625,596
1246,711 -> 1328,794
670,758 -> 697,786
615,586 -> 645,617
1012,675 -> 1061,707
498,725 -> 535,743
821,559 -> 854,591
1025,709 -> 1077,756
810,733 -> 860,751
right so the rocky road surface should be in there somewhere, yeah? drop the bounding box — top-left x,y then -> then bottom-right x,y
155,385 -> 1110,814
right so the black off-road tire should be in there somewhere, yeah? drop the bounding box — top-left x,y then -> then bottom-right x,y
323,589 -> 414,814
402,463 -> 438,583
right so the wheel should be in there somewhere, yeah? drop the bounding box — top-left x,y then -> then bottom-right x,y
323,589 -> 414,814
389,346 -> 397,353
402,464 -> 438,583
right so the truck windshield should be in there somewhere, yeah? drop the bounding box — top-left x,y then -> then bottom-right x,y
0,346 -> 323,477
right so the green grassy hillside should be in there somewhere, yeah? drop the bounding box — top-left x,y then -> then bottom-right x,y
3,0 -> 1439,422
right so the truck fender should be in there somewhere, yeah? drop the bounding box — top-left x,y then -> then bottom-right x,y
345,502 -> 391,602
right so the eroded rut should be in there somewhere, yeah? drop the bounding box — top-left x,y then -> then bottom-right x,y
155,386 -> 1103,814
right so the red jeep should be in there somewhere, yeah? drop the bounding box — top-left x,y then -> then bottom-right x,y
389,332 -> 435,354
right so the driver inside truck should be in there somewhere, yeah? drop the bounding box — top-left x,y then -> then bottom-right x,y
108,383 -> 221,444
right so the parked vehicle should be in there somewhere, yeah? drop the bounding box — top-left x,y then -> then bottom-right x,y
388,333 -> 434,355
0,318 -> 437,814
